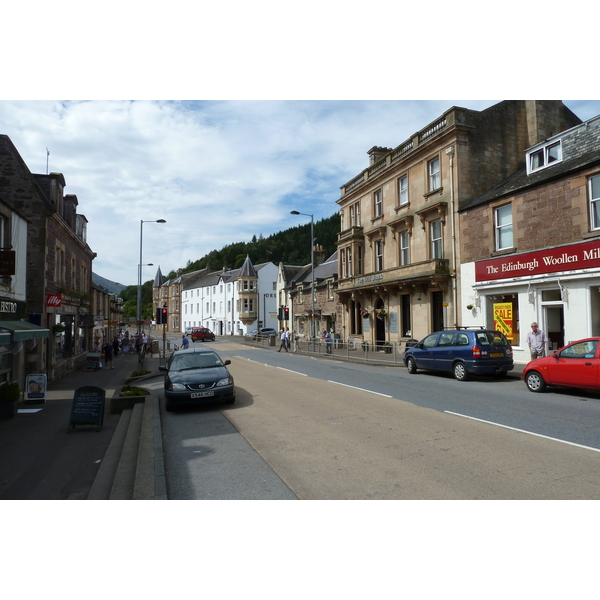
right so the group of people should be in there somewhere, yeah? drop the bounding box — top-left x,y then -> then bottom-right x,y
92,330 -> 151,369
277,327 -> 334,354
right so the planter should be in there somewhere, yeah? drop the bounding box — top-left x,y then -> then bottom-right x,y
110,385 -> 150,414
0,401 -> 17,419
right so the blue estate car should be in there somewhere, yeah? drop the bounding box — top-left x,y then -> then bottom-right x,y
403,328 -> 513,381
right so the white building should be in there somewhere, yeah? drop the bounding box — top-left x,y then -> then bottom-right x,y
181,257 -> 278,335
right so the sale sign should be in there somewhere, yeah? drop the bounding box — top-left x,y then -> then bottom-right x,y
46,294 -> 62,307
494,302 -> 513,340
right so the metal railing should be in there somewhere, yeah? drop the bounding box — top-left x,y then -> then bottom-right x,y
243,335 -> 414,366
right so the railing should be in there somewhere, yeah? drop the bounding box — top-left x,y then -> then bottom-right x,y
242,335 -> 415,366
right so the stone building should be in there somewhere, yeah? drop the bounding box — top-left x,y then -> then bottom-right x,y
0,134 -> 96,382
335,101 -> 581,345
459,112 -> 600,363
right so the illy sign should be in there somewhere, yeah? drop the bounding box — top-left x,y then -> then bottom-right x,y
46,294 -> 62,307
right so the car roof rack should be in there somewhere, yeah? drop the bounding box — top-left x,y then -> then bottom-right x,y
441,326 -> 486,330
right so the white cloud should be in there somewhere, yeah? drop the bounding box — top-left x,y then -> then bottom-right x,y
1,99 -> 599,285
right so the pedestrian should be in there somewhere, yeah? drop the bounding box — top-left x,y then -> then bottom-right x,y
286,327 -> 291,350
112,336 -> 120,358
277,328 -> 289,352
322,330 -> 333,354
293,330 -> 300,352
181,334 -> 189,350
102,340 -> 114,369
526,322 -> 547,360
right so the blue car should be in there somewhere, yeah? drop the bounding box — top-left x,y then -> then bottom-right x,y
403,328 -> 513,381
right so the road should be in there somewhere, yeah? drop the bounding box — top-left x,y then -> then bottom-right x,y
159,338 -> 600,499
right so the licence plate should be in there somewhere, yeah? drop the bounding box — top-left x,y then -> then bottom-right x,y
489,352 -> 504,357
191,391 -> 215,398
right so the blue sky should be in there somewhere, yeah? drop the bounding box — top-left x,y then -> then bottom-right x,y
2,99 -> 599,288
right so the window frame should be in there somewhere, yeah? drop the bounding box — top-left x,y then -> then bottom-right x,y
589,174 -> 600,231
494,203 -> 513,250
398,175 -> 409,206
375,239 -> 384,271
428,157 -> 441,192
526,140 -> 563,174
374,189 -> 383,218
399,230 -> 410,266
430,219 -> 442,259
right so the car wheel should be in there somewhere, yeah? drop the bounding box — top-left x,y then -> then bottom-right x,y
453,362 -> 470,381
406,356 -> 417,374
525,370 -> 547,393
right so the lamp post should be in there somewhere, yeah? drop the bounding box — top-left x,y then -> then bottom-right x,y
138,219 -> 166,349
290,210 -> 315,343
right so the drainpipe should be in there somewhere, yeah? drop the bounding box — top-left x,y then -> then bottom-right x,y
446,145 -> 458,327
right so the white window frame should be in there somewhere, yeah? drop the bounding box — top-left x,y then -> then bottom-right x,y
430,220 -> 442,259
428,157 -> 441,192
399,230 -> 410,265
375,240 -> 384,271
374,189 -> 383,218
340,249 -> 347,279
495,203 -> 513,250
398,175 -> 409,206
526,140 -> 562,174
590,174 -> 600,231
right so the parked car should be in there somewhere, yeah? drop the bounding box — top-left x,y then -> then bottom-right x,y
190,327 -> 215,342
404,327 -> 514,381
244,327 -> 278,340
159,346 -> 235,410
523,337 -> 600,393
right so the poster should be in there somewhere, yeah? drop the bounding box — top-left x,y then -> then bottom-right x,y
493,302 -> 513,340
26,374 -> 47,403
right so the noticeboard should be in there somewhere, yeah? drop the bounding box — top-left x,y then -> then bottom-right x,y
68,386 -> 105,432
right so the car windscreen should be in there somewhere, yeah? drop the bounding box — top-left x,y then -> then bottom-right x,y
169,353 -> 223,371
476,331 -> 510,347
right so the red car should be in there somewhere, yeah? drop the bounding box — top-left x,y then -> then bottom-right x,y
190,327 -> 215,342
523,337 -> 600,393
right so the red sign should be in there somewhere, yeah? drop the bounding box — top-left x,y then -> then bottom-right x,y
46,294 -> 62,307
475,239 -> 600,282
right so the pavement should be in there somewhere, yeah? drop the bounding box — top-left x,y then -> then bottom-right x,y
0,340 -> 527,500
0,349 -> 162,500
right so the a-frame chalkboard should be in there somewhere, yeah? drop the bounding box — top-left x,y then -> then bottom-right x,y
68,386 -> 105,432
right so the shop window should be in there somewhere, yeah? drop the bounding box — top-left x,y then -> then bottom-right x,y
487,293 -> 520,346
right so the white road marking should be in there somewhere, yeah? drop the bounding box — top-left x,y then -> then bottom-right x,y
276,367 -> 307,376
327,380 -> 392,397
445,411 -> 600,453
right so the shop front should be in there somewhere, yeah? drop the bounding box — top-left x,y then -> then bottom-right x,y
462,239 -> 600,363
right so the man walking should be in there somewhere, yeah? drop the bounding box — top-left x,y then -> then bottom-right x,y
277,328 -> 289,352
526,322 -> 547,360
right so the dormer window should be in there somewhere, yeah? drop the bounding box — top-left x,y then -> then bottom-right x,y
527,140 -> 562,174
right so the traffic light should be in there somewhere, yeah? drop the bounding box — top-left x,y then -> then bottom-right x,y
156,306 -> 168,325
278,306 -> 284,321
284,307 -> 289,321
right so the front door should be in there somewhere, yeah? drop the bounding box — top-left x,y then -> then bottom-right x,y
431,291 -> 444,333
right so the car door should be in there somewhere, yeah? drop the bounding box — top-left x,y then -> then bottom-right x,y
547,340 -> 599,389
433,331 -> 457,372
412,333 -> 440,370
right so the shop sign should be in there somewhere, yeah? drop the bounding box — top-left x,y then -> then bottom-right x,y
493,302 -> 513,341
476,239 -> 600,282
46,294 -> 62,307
0,250 -> 15,276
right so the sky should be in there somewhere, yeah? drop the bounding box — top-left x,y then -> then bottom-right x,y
3,98 -> 600,288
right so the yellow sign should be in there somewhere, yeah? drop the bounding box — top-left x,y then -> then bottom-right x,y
493,302 -> 513,340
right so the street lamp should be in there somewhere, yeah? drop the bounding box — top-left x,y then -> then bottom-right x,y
138,219 -> 166,346
290,210 -> 315,342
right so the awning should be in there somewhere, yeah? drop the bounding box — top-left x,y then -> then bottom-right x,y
0,321 -> 50,344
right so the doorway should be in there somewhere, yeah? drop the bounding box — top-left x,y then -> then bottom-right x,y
375,298 -> 386,344
543,305 -> 564,351
432,291 -> 444,332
